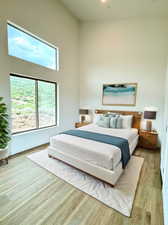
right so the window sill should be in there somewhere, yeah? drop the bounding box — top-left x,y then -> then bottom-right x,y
12,125 -> 58,137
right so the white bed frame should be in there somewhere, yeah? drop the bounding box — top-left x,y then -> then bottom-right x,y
48,110 -> 142,186
48,136 -> 138,186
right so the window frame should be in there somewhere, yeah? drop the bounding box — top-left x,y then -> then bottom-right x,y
10,73 -> 57,135
7,21 -> 59,71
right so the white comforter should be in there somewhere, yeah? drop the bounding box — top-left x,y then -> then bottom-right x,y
50,124 -> 138,170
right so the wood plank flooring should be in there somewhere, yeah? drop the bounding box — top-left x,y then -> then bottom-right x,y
0,145 -> 163,225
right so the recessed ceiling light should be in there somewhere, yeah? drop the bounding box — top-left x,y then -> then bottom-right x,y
101,0 -> 107,3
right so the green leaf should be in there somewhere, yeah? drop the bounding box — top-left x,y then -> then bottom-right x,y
0,97 -> 10,147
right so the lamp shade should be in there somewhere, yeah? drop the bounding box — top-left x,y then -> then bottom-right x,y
144,111 -> 157,120
79,109 -> 89,115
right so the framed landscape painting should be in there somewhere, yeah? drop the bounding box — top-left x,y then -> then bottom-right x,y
102,83 -> 137,106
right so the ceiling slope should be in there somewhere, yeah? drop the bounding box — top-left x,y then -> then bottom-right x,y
60,0 -> 168,21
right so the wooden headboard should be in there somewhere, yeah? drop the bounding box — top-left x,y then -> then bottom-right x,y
95,109 -> 142,130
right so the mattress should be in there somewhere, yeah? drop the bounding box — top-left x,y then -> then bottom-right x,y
50,124 -> 138,170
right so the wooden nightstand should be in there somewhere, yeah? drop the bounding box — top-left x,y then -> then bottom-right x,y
139,130 -> 158,150
75,122 -> 90,128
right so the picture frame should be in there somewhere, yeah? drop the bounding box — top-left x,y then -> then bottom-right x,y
102,83 -> 138,106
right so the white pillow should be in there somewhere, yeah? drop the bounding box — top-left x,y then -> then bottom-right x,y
93,114 -> 104,124
120,115 -> 133,129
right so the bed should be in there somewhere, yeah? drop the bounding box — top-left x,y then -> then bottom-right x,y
48,110 -> 142,186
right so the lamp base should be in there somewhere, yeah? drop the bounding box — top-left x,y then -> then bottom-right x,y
81,116 -> 86,123
146,120 -> 152,132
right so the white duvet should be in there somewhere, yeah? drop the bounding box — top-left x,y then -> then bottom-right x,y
50,124 -> 138,170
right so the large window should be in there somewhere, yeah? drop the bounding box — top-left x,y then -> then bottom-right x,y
7,23 -> 58,70
10,74 -> 57,134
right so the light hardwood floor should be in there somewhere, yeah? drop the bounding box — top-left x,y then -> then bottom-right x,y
0,145 -> 163,225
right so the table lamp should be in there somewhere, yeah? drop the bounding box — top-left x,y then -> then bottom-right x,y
79,109 -> 89,123
144,107 -> 157,132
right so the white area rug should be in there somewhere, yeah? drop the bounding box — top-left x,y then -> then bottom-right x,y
28,150 -> 144,217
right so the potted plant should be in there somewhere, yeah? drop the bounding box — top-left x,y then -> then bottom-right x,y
0,97 -> 10,163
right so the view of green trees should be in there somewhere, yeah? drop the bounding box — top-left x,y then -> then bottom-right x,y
10,76 -> 56,133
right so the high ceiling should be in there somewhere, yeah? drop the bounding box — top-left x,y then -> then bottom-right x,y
60,0 -> 168,21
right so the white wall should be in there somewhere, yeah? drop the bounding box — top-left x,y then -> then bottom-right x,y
79,18 -> 168,140
162,63 -> 168,225
161,62 -> 168,174
0,0 -> 79,154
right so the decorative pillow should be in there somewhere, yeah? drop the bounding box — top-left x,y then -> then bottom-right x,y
93,113 -> 116,123
120,115 -> 133,129
110,117 -> 117,128
110,115 -> 123,129
96,115 -> 110,128
116,116 -> 123,129
93,114 -> 104,124
106,112 -> 117,118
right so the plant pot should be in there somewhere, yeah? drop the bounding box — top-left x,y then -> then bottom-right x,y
0,147 -> 8,152
0,147 -> 9,164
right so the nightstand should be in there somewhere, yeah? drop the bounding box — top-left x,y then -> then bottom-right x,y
75,122 -> 90,128
139,130 -> 158,150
